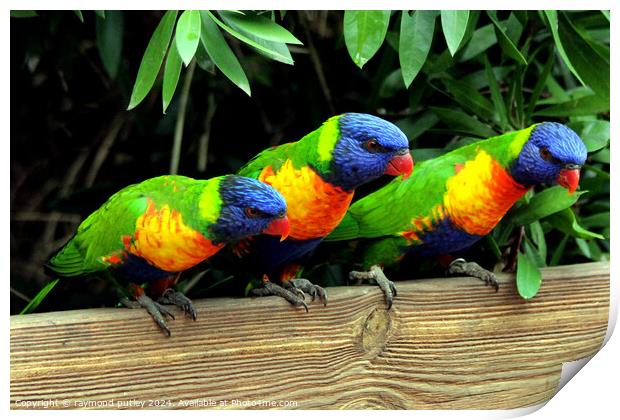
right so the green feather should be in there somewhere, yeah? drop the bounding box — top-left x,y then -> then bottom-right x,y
238,116 -> 343,179
327,126 -> 534,242
47,175 -> 221,278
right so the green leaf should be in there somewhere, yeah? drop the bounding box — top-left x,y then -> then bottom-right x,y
220,12 -> 294,65
580,212 -> 609,229
200,12 -> 250,96
508,187 -> 585,226
194,42 -> 216,73
162,39 -> 183,113
95,10 -> 105,19
379,69 -> 405,98
544,11 -> 610,108
535,94 -> 609,117
399,11 -> 436,88
176,10 -> 201,66
440,11 -> 470,56
516,250 -> 542,299
344,10 -> 391,68
483,54 -> 509,129
10,11 -> 38,18
430,107 -> 496,138
558,13 -> 610,104
440,77 -> 495,121
394,111 -> 439,142
127,11 -> 178,110
567,120 -> 609,152
95,10 -> 123,79
207,11 -> 292,64
20,279 -> 59,315
74,10 -> 84,23
549,234 -> 569,266
546,208 -> 605,240
525,50 -> 554,118
218,11 -> 302,45
527,221 -> 547,264
458,23 -> 497,62
601,10 -> 610,21
486,11 -> 527,65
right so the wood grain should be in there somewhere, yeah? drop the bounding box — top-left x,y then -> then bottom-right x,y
10,262 -> 609,409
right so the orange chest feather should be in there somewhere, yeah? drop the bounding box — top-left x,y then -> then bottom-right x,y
125,199 -> 223,272
443,151 -> 529,235
259,160 -> 354,240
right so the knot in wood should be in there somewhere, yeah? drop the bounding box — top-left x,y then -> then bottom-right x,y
358,307 -> 392,356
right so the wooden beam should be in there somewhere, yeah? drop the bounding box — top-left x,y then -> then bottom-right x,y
11,262 -> 609,409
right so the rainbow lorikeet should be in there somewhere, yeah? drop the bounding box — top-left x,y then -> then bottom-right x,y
46,175 -> 289,335
326,122 -> 587,307
233,113 -> 414,309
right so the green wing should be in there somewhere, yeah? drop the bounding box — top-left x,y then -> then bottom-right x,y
238,143 -> 294,179
47,183 -> 150,277
327,150 -> 474,241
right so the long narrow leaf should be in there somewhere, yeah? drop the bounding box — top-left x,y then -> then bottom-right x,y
176,10 -> 201,66
127,11 -> 178,110
508,186 -> 585,226
95,10 -> 124,79
20,279 -> 60,315
207,11 -> 291,63
220,13 -> 294,65
218,11 -> 302,45
199,12 -> 250,96
162,39 -> 183,113
399,11 -> 436,88
487,11 -> 527,65
483,54 -> 509,129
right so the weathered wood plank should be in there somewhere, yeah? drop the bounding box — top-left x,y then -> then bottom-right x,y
10,262 -> 609,409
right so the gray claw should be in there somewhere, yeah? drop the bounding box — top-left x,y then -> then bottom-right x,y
253,281 -> 309,312
286,278 -> 327,307
350,265 -> 396,310
448,258 -> 500,292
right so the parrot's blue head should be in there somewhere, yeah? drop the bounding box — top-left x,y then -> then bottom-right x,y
511,122 -> 587,193
328,113 -> 414,191
211,176 -> 289,243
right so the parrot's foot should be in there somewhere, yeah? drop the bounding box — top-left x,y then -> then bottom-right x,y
252,281 -> 309,312
158,289 -> 198,320
349,265 -> 398,310
285,279 -> 328,306
120,294 -> 176,337
447,258 -> 499,292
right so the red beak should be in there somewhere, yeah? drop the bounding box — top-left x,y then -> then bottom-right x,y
557,168 -> 580,194
385,151 -> 414,179
263,216 -> 290,241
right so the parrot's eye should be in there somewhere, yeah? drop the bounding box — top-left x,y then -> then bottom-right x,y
245,207 -> 261,218
366,138 -> 386,153
540,147 -> 560,164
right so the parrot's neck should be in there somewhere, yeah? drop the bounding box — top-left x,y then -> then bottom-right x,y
443,150 -> 530,236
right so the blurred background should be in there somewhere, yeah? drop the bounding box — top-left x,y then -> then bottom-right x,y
10,10 -> 610,314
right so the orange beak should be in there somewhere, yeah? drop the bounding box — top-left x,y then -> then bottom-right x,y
557,168 -> 580,194
263,216 -> 290,241
385,150 -> 414,180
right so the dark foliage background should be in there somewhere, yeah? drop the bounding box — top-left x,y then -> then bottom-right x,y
10,10 -> 609,314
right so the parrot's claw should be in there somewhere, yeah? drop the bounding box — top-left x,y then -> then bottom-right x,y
158,288 -> 198,320
447,258 -> 499,292
252,281 -> 309,312
349,265 -> 397,310
285,278 -> 328,306
120,294 -> 175,337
